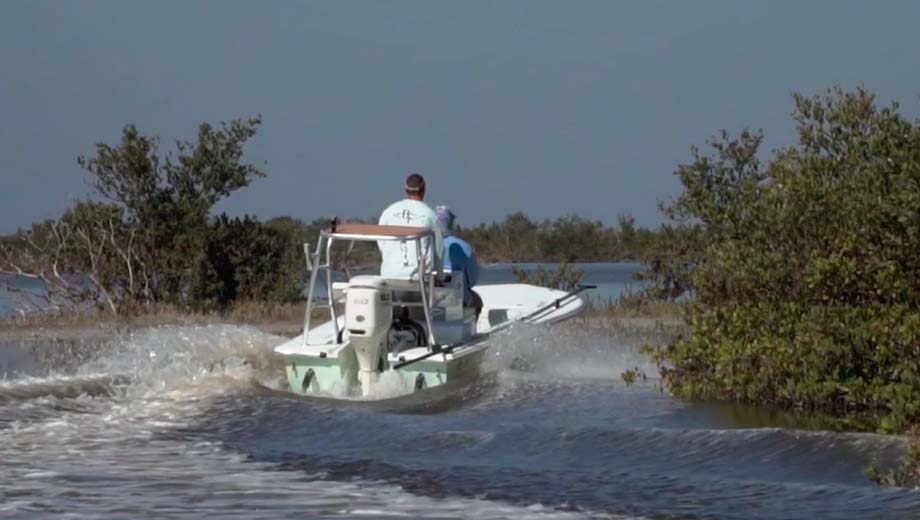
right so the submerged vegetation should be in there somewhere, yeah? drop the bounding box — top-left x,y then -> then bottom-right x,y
867,428 -> 920,488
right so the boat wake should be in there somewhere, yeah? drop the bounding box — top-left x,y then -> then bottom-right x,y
1,323 -> 918,519
0,324 -> 632,519
0,374 -> 126,405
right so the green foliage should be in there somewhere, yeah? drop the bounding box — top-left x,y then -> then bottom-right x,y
195,215 -> 303,307
651,87 -> 920,436
73,117 -> 266,305
633,224 -> 704,300
636,129 -> 765,302
867,427 -> 920,488
78,118 -> 264,223
3,186 -> 662,316
464,211 -> 540,262
620,369 -> 637,385
0,118 -> 306,315
620,367 -> 647,386
457,212 -> 658,263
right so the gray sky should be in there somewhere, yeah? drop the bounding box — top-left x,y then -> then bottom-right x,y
1,1 -> 919,233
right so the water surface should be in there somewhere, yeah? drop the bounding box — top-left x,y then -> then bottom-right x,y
1,266 -> 918,518
1,321 -> 917,519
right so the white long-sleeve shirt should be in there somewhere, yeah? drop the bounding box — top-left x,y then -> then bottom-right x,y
377,199 -> 443,279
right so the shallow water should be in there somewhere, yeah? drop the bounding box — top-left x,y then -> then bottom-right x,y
1,322 -> 918,519
0,276 -> 45,318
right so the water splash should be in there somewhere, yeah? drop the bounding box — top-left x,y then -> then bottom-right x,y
74,324 -> 284,400
481,321 -> 659,384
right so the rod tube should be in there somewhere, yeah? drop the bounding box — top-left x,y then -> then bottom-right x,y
326,235 -> 340,342
394,284 -> 595,370
415,240 -> 438,347
302,236 -> 323,346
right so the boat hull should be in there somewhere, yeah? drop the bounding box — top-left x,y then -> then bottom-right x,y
274,282 -> 586,399
280,339 -> 488,398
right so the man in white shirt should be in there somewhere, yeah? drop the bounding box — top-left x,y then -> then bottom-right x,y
377,173 -> 444,279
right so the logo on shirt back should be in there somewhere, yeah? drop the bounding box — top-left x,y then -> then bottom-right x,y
393,209 -> 420,225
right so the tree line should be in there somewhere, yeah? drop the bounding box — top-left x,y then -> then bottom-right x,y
0,118 -> 665,316
455,212 -> 657,263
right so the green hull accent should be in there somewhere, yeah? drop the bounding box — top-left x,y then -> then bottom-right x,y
283,346 -> 486,397
285,349 -> 358,395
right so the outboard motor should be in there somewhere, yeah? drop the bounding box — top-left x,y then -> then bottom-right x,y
345,276 -> 393,396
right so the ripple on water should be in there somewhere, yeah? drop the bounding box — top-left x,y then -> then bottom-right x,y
0,324 -> 918,519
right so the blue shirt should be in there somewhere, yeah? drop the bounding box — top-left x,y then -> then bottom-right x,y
443,235 -> 479,304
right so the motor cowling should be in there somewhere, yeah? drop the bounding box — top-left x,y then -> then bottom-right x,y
345,276 -> 393,396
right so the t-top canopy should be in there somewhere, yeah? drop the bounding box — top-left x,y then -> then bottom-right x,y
323,223 -> 433,241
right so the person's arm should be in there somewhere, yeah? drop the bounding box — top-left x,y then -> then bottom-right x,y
442,238 -> 454,273
467,250 -> 479,288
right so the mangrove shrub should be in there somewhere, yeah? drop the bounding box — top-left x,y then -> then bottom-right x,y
653,87 -> 920,433
0,118 -> 308,314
